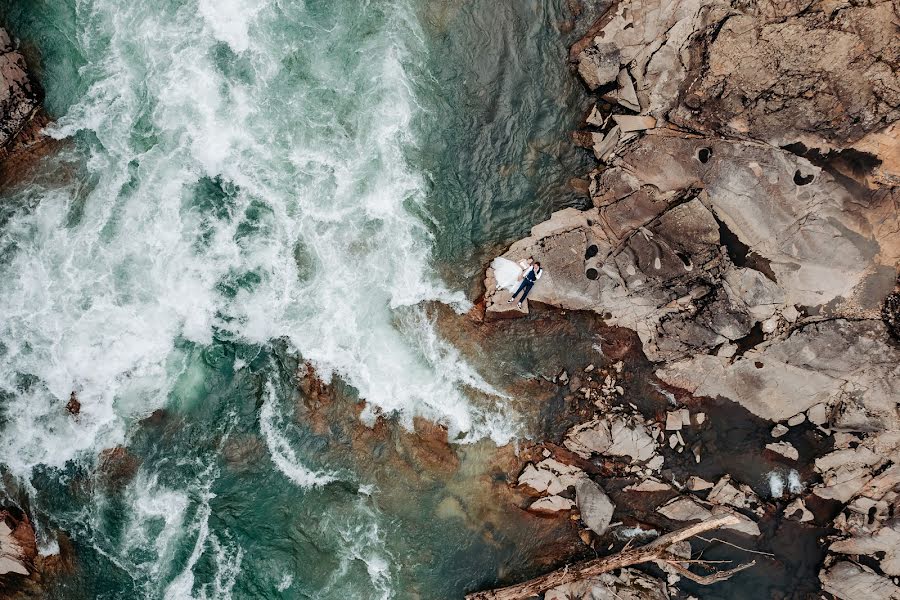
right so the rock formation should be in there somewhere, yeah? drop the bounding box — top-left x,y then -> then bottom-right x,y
482,0 -> 899,596
0,28 -> 40,152
0,507 -> 36,578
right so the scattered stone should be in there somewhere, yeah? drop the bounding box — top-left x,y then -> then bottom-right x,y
783,498 -> 814,523
693,412 -> 705,426
707,475 -> 760,511
565,415 -> 660,465
806,403 -> 828,426
771,424 -> 789,438
686,476 -> 713,492
664,411 -> 683,431
624,479 -> 671,493
611,115 -> 656,133
766,441 -> 799,461
787,413 -> 806,427
529,495 -> 575,514
830,520 -> 900,576
781,305 -> 800,323
558,370 -> 569,386
586,105 -> 605,127
575,479 -> 616,536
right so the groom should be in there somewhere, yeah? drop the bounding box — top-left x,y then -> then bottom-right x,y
508,262 -> 542,309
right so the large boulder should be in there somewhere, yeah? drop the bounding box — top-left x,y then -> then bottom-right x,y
575,479 -> 615,536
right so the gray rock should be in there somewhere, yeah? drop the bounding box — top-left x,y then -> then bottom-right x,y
529,495 -> 575,514
830,520 -> 900,576
576,479 -> 615,536
576,43 -> 621,91
819,561 -> 900,600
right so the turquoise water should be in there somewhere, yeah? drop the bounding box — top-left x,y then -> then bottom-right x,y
0,1 -> 592,598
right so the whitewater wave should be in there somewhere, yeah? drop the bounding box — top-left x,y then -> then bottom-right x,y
259,381 -> 338,488
0,0 -> 516,485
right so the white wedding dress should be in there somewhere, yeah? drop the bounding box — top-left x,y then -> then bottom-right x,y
491,257 -> 526,292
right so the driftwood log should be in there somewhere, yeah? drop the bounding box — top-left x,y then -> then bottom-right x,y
466,514 -> 755,600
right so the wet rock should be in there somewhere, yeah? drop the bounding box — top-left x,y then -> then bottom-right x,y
65,391 -> 80,416
545,567 -> 668,600
819,560 -> 900,600
0,506 -> 36,576
575,479 -> 615,536
0,28 -> 41,150
96,446 -> 140,489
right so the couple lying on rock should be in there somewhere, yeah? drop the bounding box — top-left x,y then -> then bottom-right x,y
492,256 -> 543,308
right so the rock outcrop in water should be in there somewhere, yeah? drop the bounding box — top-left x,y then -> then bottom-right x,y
0,507 -> 36,578
482,0 -> 899,596
0,28 -> 40,152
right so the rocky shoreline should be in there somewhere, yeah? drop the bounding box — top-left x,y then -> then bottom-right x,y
477,0 -> 900,598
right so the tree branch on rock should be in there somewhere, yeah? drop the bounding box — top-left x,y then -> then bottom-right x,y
465,514 -> 756,600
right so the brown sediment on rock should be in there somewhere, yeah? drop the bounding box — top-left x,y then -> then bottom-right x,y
290,354 -> 582,569
96,446 -> 141,489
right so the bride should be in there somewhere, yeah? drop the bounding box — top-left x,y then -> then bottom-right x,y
491,256 -> 533,292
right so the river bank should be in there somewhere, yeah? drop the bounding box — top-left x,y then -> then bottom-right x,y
476,0 -> 900,598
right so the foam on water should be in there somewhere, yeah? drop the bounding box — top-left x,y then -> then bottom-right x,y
260,381 -> 338,487
767,469 -> 803,498
0,0 -> 516,484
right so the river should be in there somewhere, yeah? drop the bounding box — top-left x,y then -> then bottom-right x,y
0,1 -> 593,597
